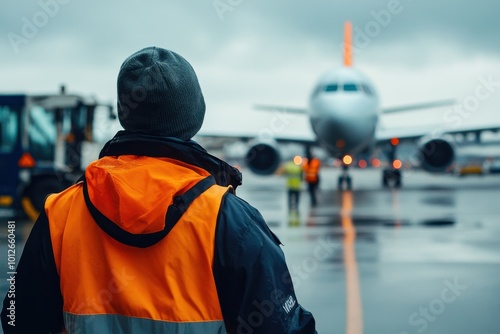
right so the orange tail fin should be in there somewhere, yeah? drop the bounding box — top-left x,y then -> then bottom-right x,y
343,21 -> 353,67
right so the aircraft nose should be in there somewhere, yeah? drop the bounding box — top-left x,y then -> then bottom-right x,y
316,115 -> 357,143
310,105 -> 377,153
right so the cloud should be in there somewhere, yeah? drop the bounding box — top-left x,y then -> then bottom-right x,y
1,0 -> 499,129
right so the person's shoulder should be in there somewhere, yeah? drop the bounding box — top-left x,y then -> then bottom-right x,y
219,192 -> 264,228
217,192 -> 281,246
44,182 -> 82,212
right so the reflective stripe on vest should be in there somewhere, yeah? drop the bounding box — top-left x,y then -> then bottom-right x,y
63,312 -> 226,333
46,171 -> 231,333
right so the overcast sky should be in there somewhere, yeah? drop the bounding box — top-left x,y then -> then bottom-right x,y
2,0 -> 500,138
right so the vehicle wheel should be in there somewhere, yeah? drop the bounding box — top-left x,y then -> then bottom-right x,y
394,170 -> 402,188
382,172 -> 389,187
394,177 -> 402,188
23,178 -> 67,221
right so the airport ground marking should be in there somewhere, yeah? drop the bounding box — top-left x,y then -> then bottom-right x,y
341,191 -> 363,334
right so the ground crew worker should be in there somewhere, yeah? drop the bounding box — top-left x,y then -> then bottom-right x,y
303,150 -> 321,207
1,47 -> 317,334
283,158 -> 303,212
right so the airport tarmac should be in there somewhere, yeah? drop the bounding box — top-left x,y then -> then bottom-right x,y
236,167 -> 500,334
0,167 -> 499,333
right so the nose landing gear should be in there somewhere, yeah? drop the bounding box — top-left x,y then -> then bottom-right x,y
338,164 -> 352,190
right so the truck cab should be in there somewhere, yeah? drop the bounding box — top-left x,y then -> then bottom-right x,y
0,89 -> 114,220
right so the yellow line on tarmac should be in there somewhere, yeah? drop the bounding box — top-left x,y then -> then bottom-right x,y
341,191 -> 363,334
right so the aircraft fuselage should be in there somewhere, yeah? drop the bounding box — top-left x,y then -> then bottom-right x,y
309,67 -> 379,158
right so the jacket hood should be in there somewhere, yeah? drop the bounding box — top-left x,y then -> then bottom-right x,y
85,155 -> 210,235
81,131 -> 241,247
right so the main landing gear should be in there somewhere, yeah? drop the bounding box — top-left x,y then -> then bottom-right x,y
382,168 -> 401,188
382,138 -> 402,188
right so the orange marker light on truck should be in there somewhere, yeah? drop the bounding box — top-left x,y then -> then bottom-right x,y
18,152 -> 36,168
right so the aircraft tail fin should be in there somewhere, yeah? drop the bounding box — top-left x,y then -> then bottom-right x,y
343,21 -> 353,67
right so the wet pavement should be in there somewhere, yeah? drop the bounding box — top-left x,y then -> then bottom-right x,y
236,167 -> 500,334
1,167 -> 499,333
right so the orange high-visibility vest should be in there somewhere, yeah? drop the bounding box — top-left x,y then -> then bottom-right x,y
45,156 -> 231,333
303,158 -> 321,183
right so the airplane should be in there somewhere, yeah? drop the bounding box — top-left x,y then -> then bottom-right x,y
199,21 -> 500,190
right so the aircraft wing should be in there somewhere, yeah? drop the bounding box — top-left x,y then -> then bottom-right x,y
381,99 -> 456,114
196,129 -> 317,145
197,105 -> 316,146
377,98 -> 500,143
376,123 -> 500,144
253,104 -> 309,115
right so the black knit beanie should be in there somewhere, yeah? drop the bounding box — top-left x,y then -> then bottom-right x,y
117,47 -> 205,140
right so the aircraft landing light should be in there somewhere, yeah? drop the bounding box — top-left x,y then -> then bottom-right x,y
293,155 -> 303,165
343,155 -> 353,165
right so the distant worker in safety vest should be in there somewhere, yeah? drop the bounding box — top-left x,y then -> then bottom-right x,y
1,47 -> 317,334
283,158 -> 304,213
303,148 -> 321,207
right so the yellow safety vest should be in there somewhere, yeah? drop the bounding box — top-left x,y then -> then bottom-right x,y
284,161 -> 302,190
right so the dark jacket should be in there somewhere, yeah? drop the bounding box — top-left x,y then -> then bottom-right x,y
1,131 -> 316,334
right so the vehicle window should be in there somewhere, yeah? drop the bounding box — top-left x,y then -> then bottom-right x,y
361,84 -> 372,95
75,105 -> 88,131
28,106 -> 56,161
343,83 -> 358,92
324,84 -> 338,92
92,106 -> 116,143
0,106 -> 18,153
62,109 -> 72,135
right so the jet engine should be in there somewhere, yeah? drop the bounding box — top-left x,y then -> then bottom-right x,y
417,137 -> 455,173
245,140 -> 281,175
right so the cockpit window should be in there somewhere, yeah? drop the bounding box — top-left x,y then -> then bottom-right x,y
343,83 -> 358,92
324,84 -> 338,92
361,84 -> 372,95
322,82 -> 370,94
